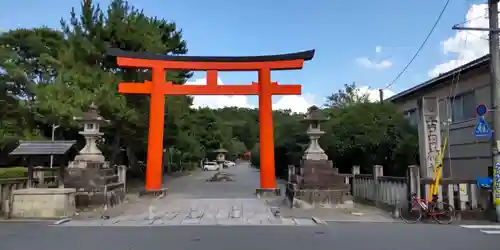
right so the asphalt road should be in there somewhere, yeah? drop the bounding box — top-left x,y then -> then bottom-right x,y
0,221 -> 498,250
2,163 -> 498,249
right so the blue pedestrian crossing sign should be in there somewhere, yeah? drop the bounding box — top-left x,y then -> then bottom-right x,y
474,117 -> 492,138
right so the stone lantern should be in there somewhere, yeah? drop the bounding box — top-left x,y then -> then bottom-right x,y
303,105 -> 328,161
70,103 -> 110,167
285,105 -> 352,208
213,148 -> 228,169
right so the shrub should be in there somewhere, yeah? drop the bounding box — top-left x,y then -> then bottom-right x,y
0,167 -> 28,179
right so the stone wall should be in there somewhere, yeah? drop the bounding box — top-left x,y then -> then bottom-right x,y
64,166 -> 126,208
299,160 -> 350,190
292,189 -> 351,208
11,188 -> 76,219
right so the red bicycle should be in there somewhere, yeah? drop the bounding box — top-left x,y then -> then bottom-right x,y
399,193 -> 455,224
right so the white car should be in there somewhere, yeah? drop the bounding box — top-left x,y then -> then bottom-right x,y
202,161 -> 220,171
224,161 -> 236,167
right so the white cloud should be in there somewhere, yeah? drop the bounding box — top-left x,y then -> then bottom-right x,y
429,4 -> 490,77
273,93 -> 317,113
184,77 -> 315,113
375,46 -> 382,53
357,86 -> 396,102
356,57 -> 393,70
185,77 -> 254,109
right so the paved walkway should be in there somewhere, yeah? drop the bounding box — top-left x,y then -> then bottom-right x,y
61,162 -> 395,226
63,163 -> 315,226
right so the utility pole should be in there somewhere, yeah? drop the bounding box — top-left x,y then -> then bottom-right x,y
379,88 -> 384,103
488,0 -> 500,222
453,0 -> 500,221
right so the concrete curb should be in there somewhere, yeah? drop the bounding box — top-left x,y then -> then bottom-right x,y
326,219 -> 401,223
0,219 -> 58,223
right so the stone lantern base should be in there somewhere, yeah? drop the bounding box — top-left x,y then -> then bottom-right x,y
286,160 -> 352,209
68,159 -> 109,169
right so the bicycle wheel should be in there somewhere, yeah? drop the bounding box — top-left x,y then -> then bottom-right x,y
399,202 -> 422,223
431,201 -> 455,224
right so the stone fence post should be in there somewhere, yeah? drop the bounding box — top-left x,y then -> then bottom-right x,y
117,165 -> 127,191
408,165 -> 420,198
352,165 -> 360,175
351,165 -> 360,196
288,165 -> 295,183
373,165 -> 383,203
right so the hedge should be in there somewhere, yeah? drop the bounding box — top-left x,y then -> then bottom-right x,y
0,167 -> 28,179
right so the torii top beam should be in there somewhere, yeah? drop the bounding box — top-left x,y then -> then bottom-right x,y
107,48 -> 315,96
107,48 -> 315,71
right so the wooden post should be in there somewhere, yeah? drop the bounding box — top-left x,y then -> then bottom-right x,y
27,164 -> 33,189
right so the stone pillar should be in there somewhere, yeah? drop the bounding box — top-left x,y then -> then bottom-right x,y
351,165 -> 360,197
288,165 -> 295,183
408,165 -> 421,198
374,165 -> 383,177
418,97 -> 442,178
34,167 -> 45,186
352,165 -> 360,175
373,165 -> 383,202
117,165 -> 127,190
58,167 -> 65,188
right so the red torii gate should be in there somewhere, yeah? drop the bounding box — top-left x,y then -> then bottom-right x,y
107,48 -> 314,193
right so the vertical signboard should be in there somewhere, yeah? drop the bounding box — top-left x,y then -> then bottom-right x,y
418,97 -> 443,178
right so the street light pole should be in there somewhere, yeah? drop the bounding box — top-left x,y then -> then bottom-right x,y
50,124 -> 60,168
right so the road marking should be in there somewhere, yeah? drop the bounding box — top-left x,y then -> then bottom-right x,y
480,230 -> 500,234
460,225 -> 500,229
312,216 -> 327,225
53,218 -> 71,225
460,224 -> 500,235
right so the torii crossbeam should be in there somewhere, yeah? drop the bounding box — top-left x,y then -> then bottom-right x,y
107,48 -> 315,193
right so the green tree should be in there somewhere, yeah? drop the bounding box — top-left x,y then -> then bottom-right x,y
320,102 -> 418,176
324,82 -> 370,108
0,28 -> 64,155
34,0 -> 192,171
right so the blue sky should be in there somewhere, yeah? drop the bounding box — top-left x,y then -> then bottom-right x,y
0,0 -> 488,111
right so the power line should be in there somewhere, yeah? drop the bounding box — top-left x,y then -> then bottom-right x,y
444,32 -> 469,178
386,0 -> 451,89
